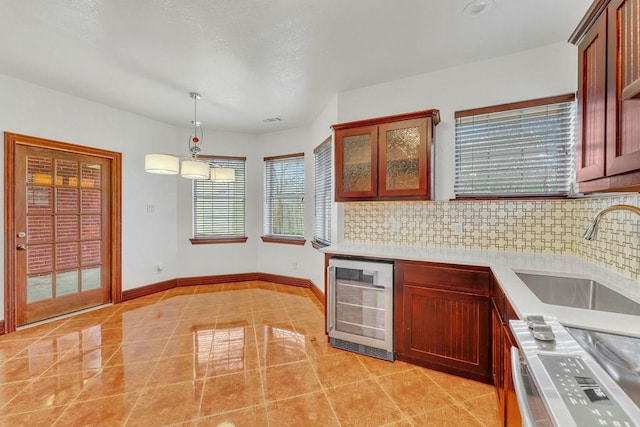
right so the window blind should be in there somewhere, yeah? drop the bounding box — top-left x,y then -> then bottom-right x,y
264,153 -> 305,238
313,138 -> 332,247
192,157 -> 246,238
455,97 -> 576,197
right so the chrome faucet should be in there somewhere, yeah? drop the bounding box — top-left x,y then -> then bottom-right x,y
583,204 -> 640,241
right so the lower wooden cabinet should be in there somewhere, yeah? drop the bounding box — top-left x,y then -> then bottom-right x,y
503,325 -> 523,427
394,261 -> 492,383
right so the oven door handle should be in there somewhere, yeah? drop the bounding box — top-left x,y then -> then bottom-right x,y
510,346 -> 537,427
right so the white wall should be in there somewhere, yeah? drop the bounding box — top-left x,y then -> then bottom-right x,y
255,95 -> 338,291
336,42 -> 579,200
0,41 -> 580,322
175,129 -> 260,277
0,73 -> 180,320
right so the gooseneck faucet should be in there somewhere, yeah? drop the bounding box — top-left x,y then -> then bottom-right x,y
583,204 -> 640,241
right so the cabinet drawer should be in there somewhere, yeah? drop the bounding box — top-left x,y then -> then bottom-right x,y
401,261 -> 490,295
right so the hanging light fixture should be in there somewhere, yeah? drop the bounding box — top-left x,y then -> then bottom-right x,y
145,92 -> 235,181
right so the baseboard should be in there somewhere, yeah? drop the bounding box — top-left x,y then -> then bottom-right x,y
308,282 -> 325,307
177,273 -> 259,287
122,279 -> 177,302
257,273 -> 310,288
0,320 -> 4,335
121,272 -> 326,306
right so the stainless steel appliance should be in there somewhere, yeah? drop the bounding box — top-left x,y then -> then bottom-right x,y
327,258 -> 394,361
510,317 -> 640,427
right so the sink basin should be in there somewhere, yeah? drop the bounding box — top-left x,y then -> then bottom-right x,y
515,272 -> 640,316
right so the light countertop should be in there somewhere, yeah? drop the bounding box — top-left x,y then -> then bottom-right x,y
321,243 -> 640,338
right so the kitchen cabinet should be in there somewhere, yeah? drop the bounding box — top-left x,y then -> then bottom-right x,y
572,0 -> 640,193
394,261 -> 492,383
491,275 -> 522,426
332,110 -> 440,202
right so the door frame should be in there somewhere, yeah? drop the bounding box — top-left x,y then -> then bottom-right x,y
4,132 -> 122,333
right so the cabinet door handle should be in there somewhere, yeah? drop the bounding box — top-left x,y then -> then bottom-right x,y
17,244 -> 27,251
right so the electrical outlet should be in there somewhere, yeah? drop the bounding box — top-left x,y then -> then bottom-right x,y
156,263 -> 164,273
292,262 -> 298,271
392,220 -> 400,233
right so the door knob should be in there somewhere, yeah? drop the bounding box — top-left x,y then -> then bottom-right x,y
17,244 -> 27,251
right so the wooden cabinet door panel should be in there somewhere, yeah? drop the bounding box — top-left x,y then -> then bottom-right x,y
335,125 -> 378,200
577,13 -> 608,182
402,285 -> 490,376
378,118 -> 428,197
606,0 -> 640,177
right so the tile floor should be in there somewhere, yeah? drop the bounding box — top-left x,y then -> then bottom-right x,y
0,281 -> 501,426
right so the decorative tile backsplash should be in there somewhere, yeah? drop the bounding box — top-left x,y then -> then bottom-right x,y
343,194 -> 640,280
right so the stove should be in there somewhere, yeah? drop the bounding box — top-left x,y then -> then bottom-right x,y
510,317 -> 640,427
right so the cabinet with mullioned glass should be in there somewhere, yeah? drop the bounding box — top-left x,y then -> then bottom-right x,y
332,110 -> 439,201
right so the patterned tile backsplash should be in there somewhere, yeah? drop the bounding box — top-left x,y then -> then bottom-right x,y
343,194 -> 640,280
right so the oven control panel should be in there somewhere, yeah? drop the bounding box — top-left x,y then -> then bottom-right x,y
538,354 -> 635,427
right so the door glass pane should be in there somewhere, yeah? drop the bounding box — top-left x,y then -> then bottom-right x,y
56,215 -> 79,241
81,163 -> 101,188
385,126 -> 420,190
56,188 -> 78,213
343,134 -> 372,192
56,270 -> 79,296
81,241 -> 100,265
81,216 -> 101,239
27,156 -> 52,185
27,216 -> 53,243
81,190 -> 101,213
27,274 -> 53,302
27,187 -> 53,213
27,244 -> 53,274
56,159 -> 79,187
82,267 -> 101,290
56,242 -> 79,269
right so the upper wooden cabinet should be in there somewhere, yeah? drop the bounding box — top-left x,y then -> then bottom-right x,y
332,110 -> 440,201
571,0 -> 640,193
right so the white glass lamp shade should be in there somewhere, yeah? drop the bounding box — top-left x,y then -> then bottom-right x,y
145,154 -> 180,175
181,159 -> 210,179
210,167 -> 235,182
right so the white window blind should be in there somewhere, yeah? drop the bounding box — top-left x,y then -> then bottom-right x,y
192,157 -> 246,239
313,138 -> 332,247
264,153 -> 305,238
455,96 -> 576,197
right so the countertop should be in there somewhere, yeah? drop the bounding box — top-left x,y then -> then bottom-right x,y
321,243 -> 640,338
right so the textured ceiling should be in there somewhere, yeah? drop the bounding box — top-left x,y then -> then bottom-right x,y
0,0 -> 592,133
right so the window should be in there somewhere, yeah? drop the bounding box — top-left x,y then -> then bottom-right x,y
313,137 -> 332,249
262,153 -> 305,244
454,94 -> 576,198
191,156 -> 247,244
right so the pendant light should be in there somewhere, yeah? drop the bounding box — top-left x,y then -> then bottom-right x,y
144,92 -> 235,181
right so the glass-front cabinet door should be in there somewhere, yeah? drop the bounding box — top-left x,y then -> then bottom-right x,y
379,118 -> 429,197
335,125 -> 378,200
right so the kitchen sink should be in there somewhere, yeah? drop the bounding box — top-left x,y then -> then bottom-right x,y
515,272 -> 640,316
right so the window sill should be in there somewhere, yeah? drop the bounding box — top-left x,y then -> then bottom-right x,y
260,236 -> 306,246
311,239 -> 330,250
190,237 -> 248,245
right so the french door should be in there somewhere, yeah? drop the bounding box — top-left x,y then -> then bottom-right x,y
5,133 -> 122,329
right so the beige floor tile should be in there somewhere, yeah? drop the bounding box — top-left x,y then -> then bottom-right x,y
376,369 -> 457,417
199,369 -> 264,416
197,405 -> 268,426
127,381 -> 203,425
261,360 -> 321,402
0,406 -> 66,427
266,392 -> 340,426
311,351 -> 372,388
325,379 -> 406,427
0,281 -> 500,426
55,392 -> 139,426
